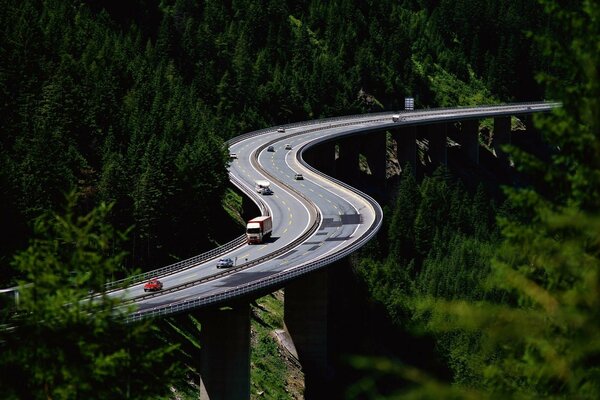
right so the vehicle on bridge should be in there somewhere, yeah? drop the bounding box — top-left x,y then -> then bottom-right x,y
277,127 -> 285,133
143,278 -> 163,292
294,173 -> 303,180
246,216 -> 272,244
216,258 -> 234,268
285,144 -> 292,150
255,180 -> 271,194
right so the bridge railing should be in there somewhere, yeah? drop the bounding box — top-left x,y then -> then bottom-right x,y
226,101 -> 559,146
126,101 -> 563,320
104,174 -> 270,290
126,143 -> 383,321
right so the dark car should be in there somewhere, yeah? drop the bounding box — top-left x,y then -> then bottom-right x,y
217,258 -> 234,268
294,173 -> 304,180
267,145 -> 275,152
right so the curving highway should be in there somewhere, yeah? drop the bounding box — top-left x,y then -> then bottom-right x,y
92,102 -> 560,320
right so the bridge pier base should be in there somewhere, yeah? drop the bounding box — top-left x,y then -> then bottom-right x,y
198,303 -> 251,400
361,131 -> 387,184
460,119 -> 480,165
424,123 -> 447,166
493,116 -> 511,165
304,141 -> 336,177
337,136 -> 361,182
284,269 -> 330,399
392,126 -> 417,175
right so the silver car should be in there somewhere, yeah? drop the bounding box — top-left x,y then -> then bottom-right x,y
217,258 -> 234,268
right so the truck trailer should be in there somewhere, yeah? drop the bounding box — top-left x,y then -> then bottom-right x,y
246,216 -> 272,244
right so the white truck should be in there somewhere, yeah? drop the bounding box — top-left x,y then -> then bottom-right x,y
255,180 -> 271,194
246,216 -> 273,244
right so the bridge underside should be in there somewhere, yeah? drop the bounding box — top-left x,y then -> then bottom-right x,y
302,115 -> 526,190
193,110 -> 539,399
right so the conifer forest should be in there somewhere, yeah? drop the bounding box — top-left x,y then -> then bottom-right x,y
1,0 -> 599,398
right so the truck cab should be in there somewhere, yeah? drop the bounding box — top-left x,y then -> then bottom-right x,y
246,216 -> 273,244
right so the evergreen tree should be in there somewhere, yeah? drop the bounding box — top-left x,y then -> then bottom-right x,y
0,192 -> 182,398
353,1 -> 600,398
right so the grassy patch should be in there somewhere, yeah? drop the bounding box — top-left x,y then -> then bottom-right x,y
222,188 -> 245,227
250,291 -> 303,399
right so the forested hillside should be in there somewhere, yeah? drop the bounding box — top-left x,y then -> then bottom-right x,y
0,0 -> 543,286
4,0 -> 586,398
351,1 -> 600,398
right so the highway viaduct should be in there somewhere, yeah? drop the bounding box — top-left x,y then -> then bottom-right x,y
2,103 -> 558,399
160,102 -> 556,400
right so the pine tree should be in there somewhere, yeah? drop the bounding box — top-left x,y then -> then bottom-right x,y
0,192 -> 182,399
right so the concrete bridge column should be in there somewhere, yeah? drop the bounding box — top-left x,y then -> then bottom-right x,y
337,136 -> 361,182
493,116 -> 511,165
424,123 -> 447,165
304,141 -> 336,177
392,126 -> 417,174
285,269 -> 330,398
360,131 -> 387,183
197,303 -> 251,400
460,119 -> 480,165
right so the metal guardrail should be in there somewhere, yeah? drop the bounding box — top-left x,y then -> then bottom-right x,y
104,165 -> 271,291
126,101 -> 561,320
104,234 -> 248,290
3,102 -> 560,312
81,103 -> 568,292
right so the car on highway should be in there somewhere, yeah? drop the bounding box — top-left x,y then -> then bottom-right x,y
294,173 -> 303,180
277,127 -> 285,133
261,187 -> 273,195
267,145 -> 275,152
217,258 -> 234,268
143,278 -> 163,292
229,153 -> 237,159
285,144 -> 292,150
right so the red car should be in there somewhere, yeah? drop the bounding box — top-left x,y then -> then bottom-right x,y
143,278 -> 163,292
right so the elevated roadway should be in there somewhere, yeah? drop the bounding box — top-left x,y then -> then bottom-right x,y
114,101 -> 558,320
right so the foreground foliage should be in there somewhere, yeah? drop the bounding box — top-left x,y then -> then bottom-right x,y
0,193 -> 182,399
353,0 -> 600,398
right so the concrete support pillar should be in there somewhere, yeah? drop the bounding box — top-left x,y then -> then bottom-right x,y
392,126 -> 417,175
305,141 -> 336,177
337,136 -> 361,181
361,131 -> 387,182
198,303 -> 251,400
285,269 -> 330,398
493,116 -> 511,165
425,123 -> 447,165
461,119 -> 480,165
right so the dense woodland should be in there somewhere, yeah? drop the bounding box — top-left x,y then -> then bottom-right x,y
0,0 -> 546,284
1,0 -> 598,398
